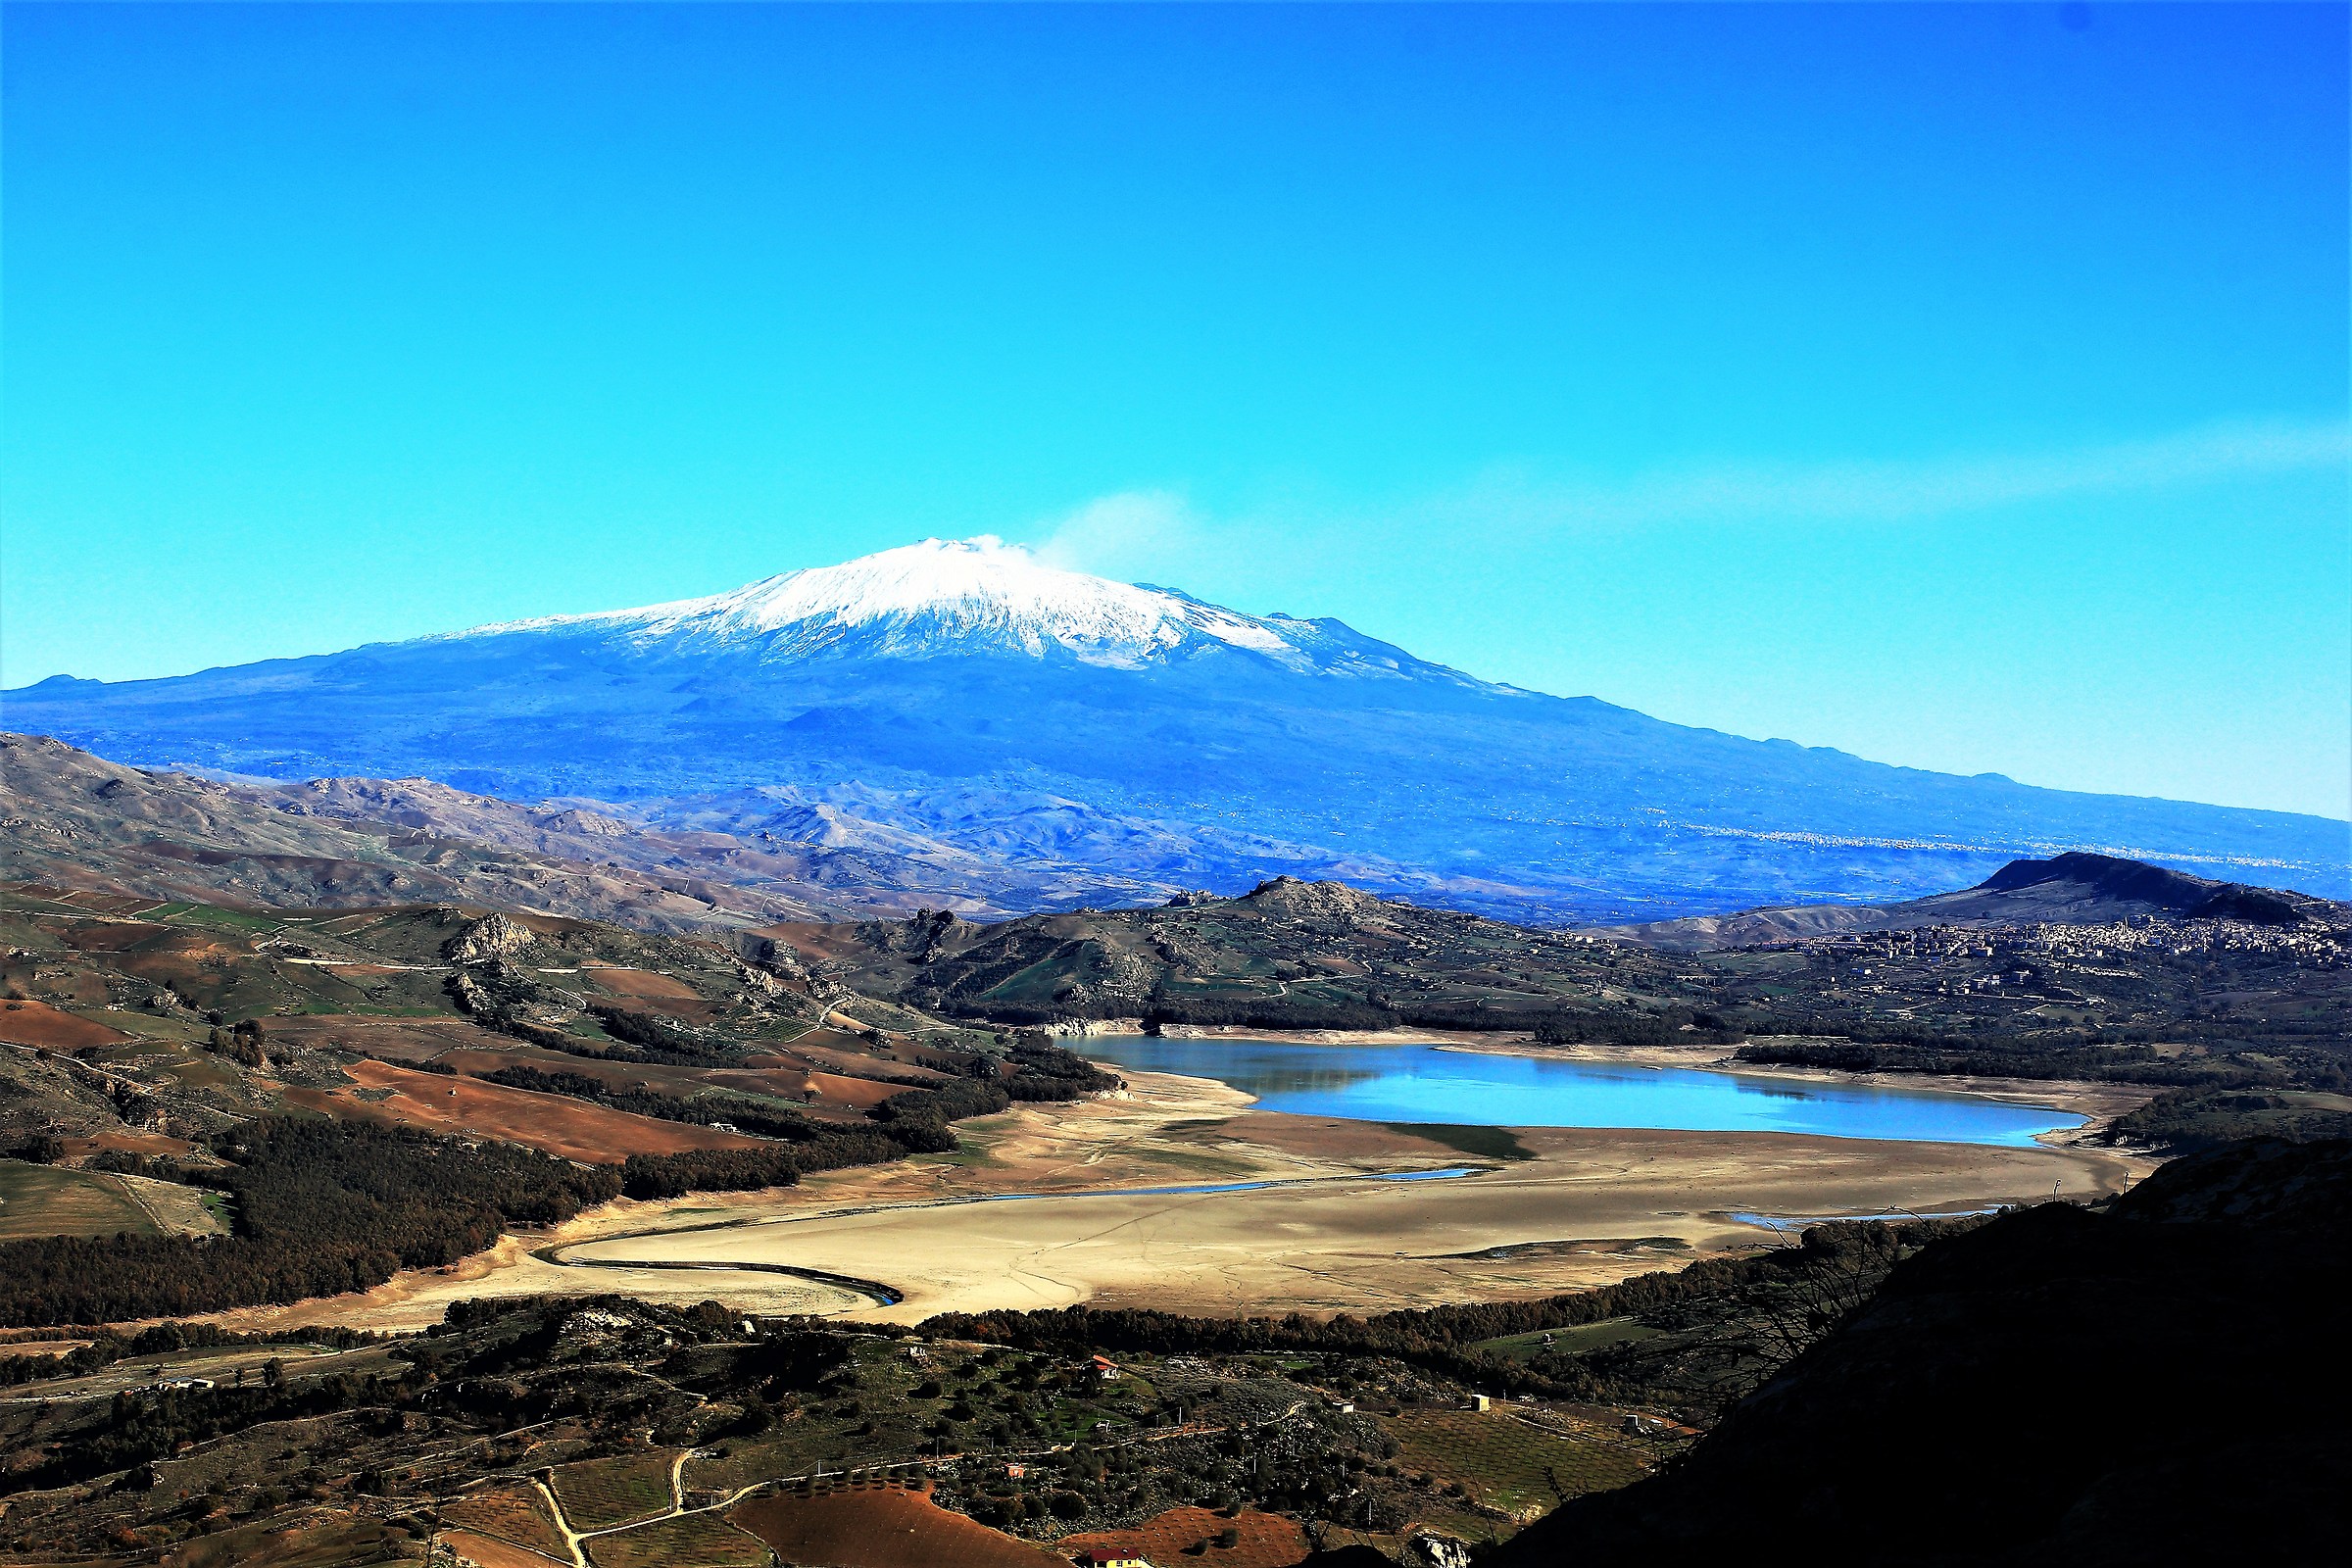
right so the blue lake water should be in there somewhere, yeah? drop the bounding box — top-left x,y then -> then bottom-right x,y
1069,1037 -> 2084,1149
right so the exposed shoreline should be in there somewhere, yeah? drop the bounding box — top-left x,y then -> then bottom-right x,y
180,1060 -> 2152,1337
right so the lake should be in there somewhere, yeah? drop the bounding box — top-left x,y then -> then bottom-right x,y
1068,1036 -> 2085,1149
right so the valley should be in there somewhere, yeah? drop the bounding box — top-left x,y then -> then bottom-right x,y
7,6 -> 2347,1557
0,735 -> 2342,1567
185,1065 -> 2132,1336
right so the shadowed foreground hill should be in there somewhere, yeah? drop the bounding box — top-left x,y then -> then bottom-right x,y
1493,1138 -> 2352,1566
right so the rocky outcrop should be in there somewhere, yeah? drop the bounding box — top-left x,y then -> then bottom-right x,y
1241,875 -> 1388,923
441,911 -> 537,963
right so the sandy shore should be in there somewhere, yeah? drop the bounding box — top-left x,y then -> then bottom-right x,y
192,1063 -> 2151,1335
567,1122 -> 2132,1324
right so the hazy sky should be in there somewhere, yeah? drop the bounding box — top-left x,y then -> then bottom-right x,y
5,4 -> 2347,819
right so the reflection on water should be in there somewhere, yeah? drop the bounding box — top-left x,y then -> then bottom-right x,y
1071,1037 -> 2083,1149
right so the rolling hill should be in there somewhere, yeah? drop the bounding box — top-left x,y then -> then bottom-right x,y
0,732 -> 1169,929
774,863 -> 2351,1096
1600,851 -> 2344,952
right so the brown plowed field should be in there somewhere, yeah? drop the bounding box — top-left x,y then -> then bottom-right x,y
729,1481 -> 1064,1568
440,1483 -> 568,1558
58,925 -> 243,975
798,1070 -> 903,1109
8,883 -> 157,914
77,1130 -> 202,1156
0,998 -> 131,1050
283,1058 -> 768,1162
750,1035 -> 955,1081
417,1051 -> 907,1112
1058,1505 -> 1311,1567
581,967 -> 705,1003
704,1065 -> 827,1096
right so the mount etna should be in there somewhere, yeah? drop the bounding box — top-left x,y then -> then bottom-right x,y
8,538 -> 2344,922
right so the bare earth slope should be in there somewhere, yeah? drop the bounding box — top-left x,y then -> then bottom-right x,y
2,733 -> 1170,929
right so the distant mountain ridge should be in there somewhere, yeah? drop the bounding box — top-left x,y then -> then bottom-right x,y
9,538 -> 2345,922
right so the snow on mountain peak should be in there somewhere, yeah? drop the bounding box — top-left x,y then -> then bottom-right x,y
468,537 -> 1324,669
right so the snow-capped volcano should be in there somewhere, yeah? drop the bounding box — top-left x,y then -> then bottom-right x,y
461,536 -> 1454,679
15,537 -> 2343,923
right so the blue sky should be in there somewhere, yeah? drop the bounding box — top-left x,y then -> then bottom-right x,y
4,3 -> 2346,818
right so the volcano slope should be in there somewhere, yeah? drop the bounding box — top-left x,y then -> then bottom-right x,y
12,538 -> 2344,923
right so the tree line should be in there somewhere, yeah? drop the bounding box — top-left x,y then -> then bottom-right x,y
0,1317 -> 373,1389
477,1063 -> 827,1139
1736,1037 -> 2278,1088
0,1036 -> 1118,1325
2102,1086 -> 2352,1153
0,1118 -> 618,1327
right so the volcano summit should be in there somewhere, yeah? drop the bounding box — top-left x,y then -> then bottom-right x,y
464,536 -> 1465,679
9,539 -> 2343,921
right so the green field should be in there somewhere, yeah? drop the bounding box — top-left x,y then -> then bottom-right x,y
1476,1317 -> 1663,1361
0,1159 -> 162,1241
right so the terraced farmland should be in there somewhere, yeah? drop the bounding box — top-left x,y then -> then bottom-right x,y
1378,1407 -> 1651,1515
586,1510 -> 767,1568
440,1483 -> 568,1560
550,1452 -> 677,1533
